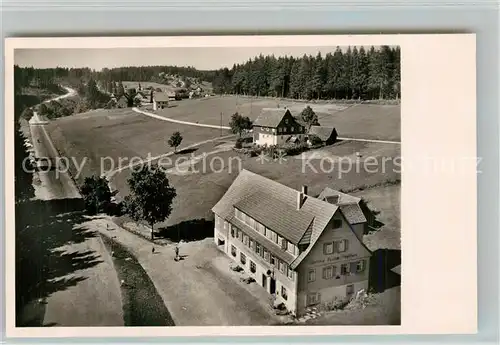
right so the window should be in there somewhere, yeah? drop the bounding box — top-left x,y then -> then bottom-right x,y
346,284 -> 354,295
266,228 -> 273,239
264,248 -> 270,262
323,266 -> 334,279
341,263 -> 349,275
283,127 -> 287,133
356,260 -> 366,273
240,252 -> 246,265
256,242 -> 262,256
249,239 -> 255,250
307,293 -> 320,306
272,232 -> 278,243
231,228 -> 235,238
287,267 -> 294,280
285,119 -> 289,124
248,217 -> 255,229
278,260 -> 285,273
281,238 -> 288,251
272,128 -> 276,133
231,245 -> 237,257
291,127 -> 295,132
250,261 -> 256,273
278,128 -> 282,133
270,255 -> 276,266
349,262 -> 357,274
287,242 -> 295,254
308,268 -> 316,282
323,242 -> 334,255
333,219 -> 342,229
281,286 -> 288,300
337,239 -> 348,253
257,223 -> 265,235
243,234 -> 249,246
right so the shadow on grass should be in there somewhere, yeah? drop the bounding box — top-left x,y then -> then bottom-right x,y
15,197 -> 103,327
158,219 -> 214,243
101,235 -> 175,326
369,249 -> 401,293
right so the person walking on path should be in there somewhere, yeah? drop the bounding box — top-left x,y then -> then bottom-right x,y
174,245 -> 179,261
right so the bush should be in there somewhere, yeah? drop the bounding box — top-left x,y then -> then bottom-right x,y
282,142 -> 310,156
308,134 -> 323,146
234,138 -> 243,149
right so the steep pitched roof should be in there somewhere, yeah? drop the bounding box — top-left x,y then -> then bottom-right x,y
290,210 -> 372,269
317,187 -> 367,224
211,169 -> 338,247
234,192 -> 314,244
154,92 -> 170,102
308,126 -> 337,141
253,108 -> 290,128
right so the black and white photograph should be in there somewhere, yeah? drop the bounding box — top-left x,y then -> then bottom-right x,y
12,40 -> 402,328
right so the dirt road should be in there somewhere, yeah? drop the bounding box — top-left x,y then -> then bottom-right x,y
94,218 -> 280,326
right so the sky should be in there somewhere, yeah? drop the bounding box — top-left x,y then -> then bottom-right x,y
14,46 -> 375,71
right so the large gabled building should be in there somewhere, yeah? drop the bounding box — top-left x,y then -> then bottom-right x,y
211,170 -> 372,316
253,108 -> 306,146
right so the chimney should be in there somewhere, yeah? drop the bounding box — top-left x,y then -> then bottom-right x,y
297,185 -> 308,210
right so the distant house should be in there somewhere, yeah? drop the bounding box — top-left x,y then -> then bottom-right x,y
308,126 -> 338,145
318,187 -> 376,235
253,108 -> 306,146
153,92 -> 169,110
212,169 -> 372,316
116,95 -> 128,108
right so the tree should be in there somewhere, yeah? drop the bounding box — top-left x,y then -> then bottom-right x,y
168,131 -> 183,153
81,175 -> 112,215
229,112 -> 252,137
300,106 -> 319,130
85,79 -> 101,108
123,165 -> 177,240
117,81 -> 125,97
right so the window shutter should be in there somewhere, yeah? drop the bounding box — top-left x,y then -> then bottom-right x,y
333,241 -> 339,253
344,239 -> 349,252
350,262 -> 357,273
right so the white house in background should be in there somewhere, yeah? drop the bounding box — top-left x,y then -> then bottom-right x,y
153,92 -> 169,110
212,169 -> 372,316
252,108 -> 306,146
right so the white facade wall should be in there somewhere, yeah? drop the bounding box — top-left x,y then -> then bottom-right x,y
222,222 -> 299,315
255,133 -> 306,146
255,132 -> 277,146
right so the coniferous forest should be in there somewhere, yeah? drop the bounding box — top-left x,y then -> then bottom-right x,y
211,46 -> 400,100
15,45 -> 400,101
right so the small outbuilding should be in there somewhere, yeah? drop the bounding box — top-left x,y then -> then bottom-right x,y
308,125 -> 338,145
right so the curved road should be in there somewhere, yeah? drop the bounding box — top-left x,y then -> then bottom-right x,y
132,107 -> 400,145
19,87 -> 124,327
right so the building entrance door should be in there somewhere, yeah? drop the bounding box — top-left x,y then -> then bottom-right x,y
270,277 -> 276,294
262,274 -> 267,289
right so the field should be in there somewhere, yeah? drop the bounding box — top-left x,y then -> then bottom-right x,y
47,99 -> 401,250
151,96 -> 401,141
45,95 -> 401,325
122,81 -> 174,92
123,80 -> 213,93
